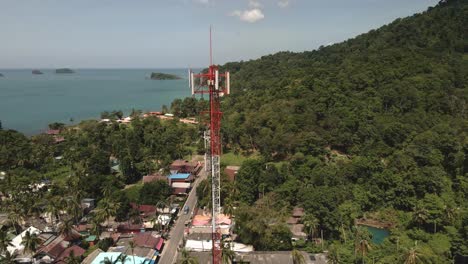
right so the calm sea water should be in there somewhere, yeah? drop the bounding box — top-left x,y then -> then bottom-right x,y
0,69 -> 194,135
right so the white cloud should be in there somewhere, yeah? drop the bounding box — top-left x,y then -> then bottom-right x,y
278,0 -> 290,8
230,8 -> 265,23
248,0 -> 262,8
194,0 -> 210,5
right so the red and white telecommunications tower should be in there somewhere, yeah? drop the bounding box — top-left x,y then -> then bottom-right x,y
189,28 -> 230,264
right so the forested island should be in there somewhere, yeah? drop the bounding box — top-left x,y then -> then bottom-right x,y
150,72 -> 181,80
0,0 -> 466,263
55,68 -> 74,74
32,70 -> 43,75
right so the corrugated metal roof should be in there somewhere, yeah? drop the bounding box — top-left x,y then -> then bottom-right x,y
172,182 -> 191,188
168,173 -> 191,180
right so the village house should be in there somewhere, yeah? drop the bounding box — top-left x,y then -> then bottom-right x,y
130,203 -> 157,219
142,173 -> 168,184
287,207 -> 307,241
224,165 -> 240,182
170,160 -> 202,175
168,173 -> 194,195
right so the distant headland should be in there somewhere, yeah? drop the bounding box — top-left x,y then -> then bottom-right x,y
56,68 -> 74,74
150,72 -> 181,80
32,70 -> 44,75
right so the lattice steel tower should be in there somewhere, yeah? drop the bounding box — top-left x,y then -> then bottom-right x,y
189,28 -> 230,264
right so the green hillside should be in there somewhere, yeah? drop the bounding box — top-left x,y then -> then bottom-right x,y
206,0 -> 467,262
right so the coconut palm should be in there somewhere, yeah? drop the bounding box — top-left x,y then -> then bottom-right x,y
302,213 -> 319,240
100,257 -> 116,264
27,200 -> 44,220
65,250 -> 82,264
65,196 -> 83,224
443,204 -> 459,225
58,218 -> 77,240
6,205 -> 24,235
117,253 -> 130,264
402,243 -> 424,264
223,198 -> 235,217
95,198 -> 121,227
45,198 -> 62,224
291,249 -> 306,264
354,227 -> 372,264
0,250 -> 18,264
101,183 -> 114,199
90,215 -> 103,237
327,245 -> 340,264
20,231 -> 40,255
0,230 -> 13,254
128,241 -> 136,264
179,248 -> 199,264
221,242 -> 235,264
412,205 -> 428,228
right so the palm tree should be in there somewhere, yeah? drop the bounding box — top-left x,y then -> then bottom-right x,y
302,213 -> 319,240
117,253 -> 130,264
101,183 -> 114,198
90,216 -> 103,237
0,230 -> 14,254
128,241 -> 136,264
7,205 -> 23,235
45,198 -> 62,224
291,249 -> 306,264
65,195 -> 83,224
354,227 -> 372,264
100,257 -> 116,264
221,242 -> 235,264
27,200 -> 44,220
65,250 -> 82,264
327,245 -> 340,264
20,231 -> 40,255
58,218 -> 78,240
223,198 -> 235,217
355,239 -> 371,264
95,198 -> 121,227
179,248 -> 199,264
444,204 -> 459,225
412,205 -> 428,228
0,250 -> 18,264
402,243 -> 424,264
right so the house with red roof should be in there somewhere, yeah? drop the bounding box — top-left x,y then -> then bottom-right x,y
117,223 -> 145,234
170,160 -> 202,175
54,245 -> 86,264
142,174 -> 168,184
46,129 -> 60,135
130,203 -> 157,218
36,235 -> 69,262
224,166 -> 240,182
133,232 -> 164,252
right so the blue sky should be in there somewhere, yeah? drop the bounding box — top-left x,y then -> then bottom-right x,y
0,0 -> 439,68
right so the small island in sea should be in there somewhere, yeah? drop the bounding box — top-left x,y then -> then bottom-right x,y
150,72 -> 181,80
0,73 -> 4,77
56,68 -> 74,74
32,70 -> 43,75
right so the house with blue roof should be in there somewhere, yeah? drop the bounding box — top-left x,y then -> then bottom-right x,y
167,173 -> 193,183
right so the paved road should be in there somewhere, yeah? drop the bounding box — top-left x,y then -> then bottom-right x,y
159,167 -> 207,264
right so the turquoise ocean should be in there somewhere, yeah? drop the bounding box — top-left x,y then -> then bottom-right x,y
0,69 -> 194,136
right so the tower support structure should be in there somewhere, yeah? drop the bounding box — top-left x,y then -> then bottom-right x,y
189,29 -> 230,264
